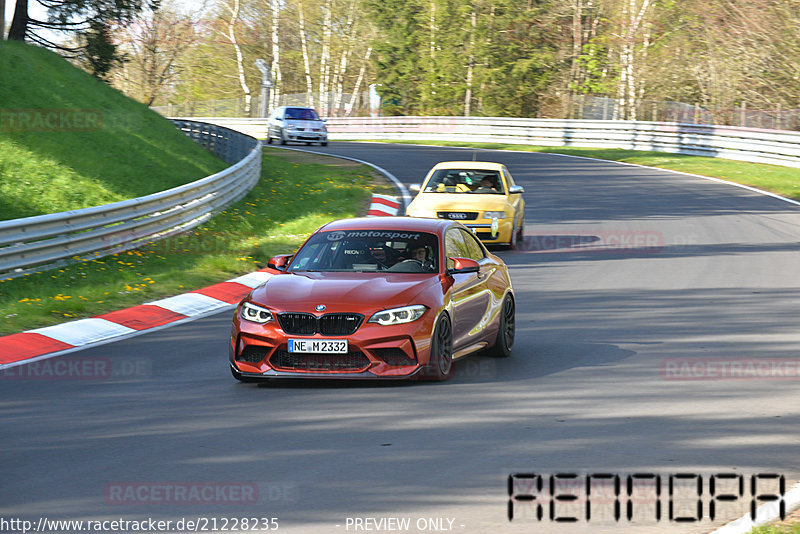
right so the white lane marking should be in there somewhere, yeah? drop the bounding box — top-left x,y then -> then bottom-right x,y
398,141 -> 800,208
266,145 -> 411,212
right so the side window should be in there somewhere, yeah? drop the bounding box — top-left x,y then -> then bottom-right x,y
459,229 -> 486,260
444,229 -> 468,269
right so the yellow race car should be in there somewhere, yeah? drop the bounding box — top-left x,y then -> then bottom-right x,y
405,161 -> 525,248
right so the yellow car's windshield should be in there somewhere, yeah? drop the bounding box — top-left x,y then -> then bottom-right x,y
423,169 -> 505,194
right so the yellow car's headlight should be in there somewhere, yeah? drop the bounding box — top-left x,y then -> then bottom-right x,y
483,211 -> 507,219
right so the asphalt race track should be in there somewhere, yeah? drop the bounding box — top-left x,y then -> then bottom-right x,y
2,142 -> 799,534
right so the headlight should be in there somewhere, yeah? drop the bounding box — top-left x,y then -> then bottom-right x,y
240,302 -> 273,324
368,305 -> 427,326
483,211 -> 507,219
285,124 -> 296,130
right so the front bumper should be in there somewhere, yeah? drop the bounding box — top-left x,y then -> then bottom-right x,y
285,130 -> 327,142
230,315 -> 434,379
465,220 -> 514,244
232,365 -> 423,380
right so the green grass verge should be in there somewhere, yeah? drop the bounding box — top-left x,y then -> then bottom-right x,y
0,148 -> 378,335
0,41 -> 228,220
360,140 -> 800,201
750,523 -> 800,533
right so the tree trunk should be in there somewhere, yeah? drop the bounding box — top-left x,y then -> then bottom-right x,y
227,0 -> 251,115
319,0 -> 333,115
269,0 -> 281,111
298,1 -> 314,108
428,0 -> 437,107
464,7 -> 477,117
332,1 -> 357,116
615,0 -> 652,120
7,0 -> 29,41
346,45 -> 372,116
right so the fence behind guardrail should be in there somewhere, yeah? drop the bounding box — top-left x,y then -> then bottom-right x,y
0,121 -> 261,280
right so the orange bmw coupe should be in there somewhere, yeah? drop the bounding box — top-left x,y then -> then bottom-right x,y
229,217 -> 515,382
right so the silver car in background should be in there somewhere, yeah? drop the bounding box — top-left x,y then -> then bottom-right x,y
266,106 -> 328,146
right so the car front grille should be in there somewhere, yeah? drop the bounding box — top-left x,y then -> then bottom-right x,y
437,211 -> 479,221
270,350 -> 370,372
372,348 -> 416,366
277,313 -> 364,336
474,231 -> 496,240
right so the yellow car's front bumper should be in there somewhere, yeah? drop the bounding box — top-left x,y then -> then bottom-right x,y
465,218 -> 514,244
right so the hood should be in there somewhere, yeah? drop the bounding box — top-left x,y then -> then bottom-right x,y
249,272 -> 438,313
408,193 -> 508,213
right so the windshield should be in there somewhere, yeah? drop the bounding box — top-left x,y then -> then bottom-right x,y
285,107 -> 320,120
423,169 -> 505,194
288,230 -> 439,273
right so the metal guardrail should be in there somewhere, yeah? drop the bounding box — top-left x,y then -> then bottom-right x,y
327,116 -> 800,168
0,121 -> 261,280
185,115 -> 800,169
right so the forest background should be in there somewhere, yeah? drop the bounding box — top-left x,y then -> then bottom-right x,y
4,0 -> 800,128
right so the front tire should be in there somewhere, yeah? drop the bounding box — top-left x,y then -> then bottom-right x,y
488,294 -> 515,358
279,130 -> 288,145
422,314 -> 453,381
508,219 -> 524,250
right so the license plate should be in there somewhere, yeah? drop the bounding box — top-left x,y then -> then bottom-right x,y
288,339 -> 348,353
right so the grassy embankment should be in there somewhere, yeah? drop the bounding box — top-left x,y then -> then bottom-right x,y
0,147 -> 383,336
365,140 -> 800,201
0,40 -> 228,220
0,41 -> 384,335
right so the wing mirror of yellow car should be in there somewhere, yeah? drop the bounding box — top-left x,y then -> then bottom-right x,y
509,185 -> 524,194
447,257 -> 480,275
268,254 -> 294,271
409,183 -> 422,193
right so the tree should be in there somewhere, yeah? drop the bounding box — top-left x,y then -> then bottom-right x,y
110,0 -> 201,105
6,0 -> 158,79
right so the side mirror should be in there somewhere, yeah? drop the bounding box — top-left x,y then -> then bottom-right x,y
275,117 -> 283,122
447,257 -> 479,275
409,183 -> 422,193
268,254 -> 293,271
509,185 -> 524,194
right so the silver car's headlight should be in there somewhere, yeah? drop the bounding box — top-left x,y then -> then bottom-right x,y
483,211 -> 507,219
240,302 -> 273,324
368,305 -> 427,326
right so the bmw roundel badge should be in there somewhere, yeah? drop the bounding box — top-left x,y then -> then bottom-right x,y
315,304 -> 326,312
